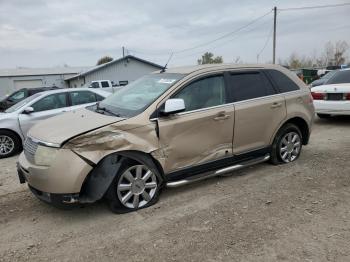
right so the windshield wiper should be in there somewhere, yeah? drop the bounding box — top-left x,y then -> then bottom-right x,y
96,103 -> 121,117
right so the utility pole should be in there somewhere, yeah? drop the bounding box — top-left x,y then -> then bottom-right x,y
273,6 -> 277,64
122,46 -> 125,58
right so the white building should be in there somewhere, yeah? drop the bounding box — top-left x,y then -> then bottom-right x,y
66,55 -> 163,88
0,67 -> 88,97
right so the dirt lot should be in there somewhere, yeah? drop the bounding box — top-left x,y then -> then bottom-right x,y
0,117 -> 350,262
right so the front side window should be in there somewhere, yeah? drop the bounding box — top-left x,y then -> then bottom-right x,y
267,70 -> 299,93
69,91 -> 97,106
173,75 -> 226,112
99,73 -> 184,117
31,93 -> 67,112
230,72 -> 276,102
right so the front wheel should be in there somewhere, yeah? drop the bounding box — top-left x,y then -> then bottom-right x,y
270,123 -> 302,165
107,159 -> 162,214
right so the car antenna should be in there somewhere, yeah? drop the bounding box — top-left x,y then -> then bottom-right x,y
160,52 -> 174,73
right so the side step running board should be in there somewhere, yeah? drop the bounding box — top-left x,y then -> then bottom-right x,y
166,154 -> 270,188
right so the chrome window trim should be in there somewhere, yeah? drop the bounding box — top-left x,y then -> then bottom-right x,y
28,136 -> 61,148
152,90 -> 304,120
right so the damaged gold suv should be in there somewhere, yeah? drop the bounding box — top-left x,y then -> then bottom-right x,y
17,64 -> 314,213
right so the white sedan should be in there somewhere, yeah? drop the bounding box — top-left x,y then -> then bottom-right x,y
0,88 -> 110,158
311,69 -> 350,118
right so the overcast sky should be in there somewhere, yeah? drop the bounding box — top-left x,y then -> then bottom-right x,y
0,0 -> 349,69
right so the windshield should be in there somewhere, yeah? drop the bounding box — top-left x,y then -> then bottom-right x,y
5,93 -> 41,113
326,70 -> 350,84
98,73 -> 184,117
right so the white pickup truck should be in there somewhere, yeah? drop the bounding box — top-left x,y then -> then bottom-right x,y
88,80 -> 123,93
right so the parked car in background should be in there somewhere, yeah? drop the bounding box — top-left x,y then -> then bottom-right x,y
310,70 -> 338,87
311,68 -> 350,118
0,88 -> 110,158
88,80 -> 123,93
17,64 -> 314,213
0,86 -> 60,111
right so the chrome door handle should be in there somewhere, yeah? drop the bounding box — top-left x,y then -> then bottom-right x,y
214,112 -> 230,121
271,102 -> 282,108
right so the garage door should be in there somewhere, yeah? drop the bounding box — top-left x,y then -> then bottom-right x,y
13,79 -> 43,90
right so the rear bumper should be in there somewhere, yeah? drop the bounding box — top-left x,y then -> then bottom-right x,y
314,100 -> 350,115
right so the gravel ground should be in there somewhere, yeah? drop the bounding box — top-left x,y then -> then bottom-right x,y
0,116 -> 350,262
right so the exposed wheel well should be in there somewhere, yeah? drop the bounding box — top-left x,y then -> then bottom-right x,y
79,150 -> 165,203
283,117 -> 310,145
0,128 -> 23,149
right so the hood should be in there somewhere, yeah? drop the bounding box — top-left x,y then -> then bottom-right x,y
28,108 -> 125,146
311,83 -> 350,93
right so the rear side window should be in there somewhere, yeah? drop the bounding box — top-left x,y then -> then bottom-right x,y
229,72 -> 276,102
326,70 -> 350,84
267,70 -> 299,93
70,91 -> 97,106
95,93 -> 105,101
101,81 -> 110,88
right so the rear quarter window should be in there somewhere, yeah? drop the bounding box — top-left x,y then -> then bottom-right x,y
229,72 -> 276,102
266,69 -> 300,93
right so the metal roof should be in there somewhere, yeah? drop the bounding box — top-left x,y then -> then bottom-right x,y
0,67 -> 90,77
65,55 -> 163,81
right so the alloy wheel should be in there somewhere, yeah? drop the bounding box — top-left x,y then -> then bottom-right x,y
0,135 -> 15,156
279,131 -> 301,163
117,165 -> 158,209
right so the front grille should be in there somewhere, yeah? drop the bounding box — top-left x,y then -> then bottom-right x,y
24,137 -> 38,163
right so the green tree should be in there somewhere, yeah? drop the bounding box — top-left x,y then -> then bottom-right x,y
197,52 -> 223,65
96,56 -> 113,65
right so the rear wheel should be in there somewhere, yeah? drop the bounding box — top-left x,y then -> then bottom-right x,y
270,124 -> 302,165
0,130 -> 21,158
107,159 -> 162,214
317,113 -> 331,119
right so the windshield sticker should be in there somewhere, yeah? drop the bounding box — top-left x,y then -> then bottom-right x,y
158,79 -> 177,84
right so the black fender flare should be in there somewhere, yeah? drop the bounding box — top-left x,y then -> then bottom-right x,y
78,151 -> 164,203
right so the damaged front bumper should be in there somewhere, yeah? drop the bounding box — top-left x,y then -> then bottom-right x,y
17,150 -> 93,206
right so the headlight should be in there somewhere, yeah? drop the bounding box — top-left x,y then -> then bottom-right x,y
34,145 -> 59,166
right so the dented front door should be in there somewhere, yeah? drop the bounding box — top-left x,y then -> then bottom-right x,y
156,74 -> 234,174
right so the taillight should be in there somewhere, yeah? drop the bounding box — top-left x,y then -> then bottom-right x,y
346,93 -> 350,100
311,92 -> 325,100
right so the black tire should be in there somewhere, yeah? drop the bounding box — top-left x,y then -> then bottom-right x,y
317,113 -> 332,119
106,156 -> 163,214
0,130 -> 22,159
270,123 -> 303,165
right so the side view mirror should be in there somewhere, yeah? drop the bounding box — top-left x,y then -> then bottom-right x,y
162,98 -> 185,115
22,107 -> 34,114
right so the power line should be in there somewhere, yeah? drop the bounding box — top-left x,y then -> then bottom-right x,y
128,10 -> 273,57
279,2 -> 350,11
173,10 -> 272,54
257,24 -> 274,62
172,17 -> 274,62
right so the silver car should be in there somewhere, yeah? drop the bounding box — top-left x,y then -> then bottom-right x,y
0,88 -> 110,158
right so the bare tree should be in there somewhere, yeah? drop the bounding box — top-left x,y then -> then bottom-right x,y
334,40 -> 349,65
